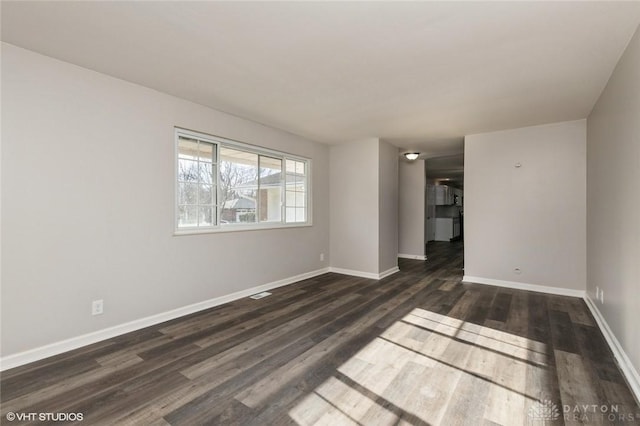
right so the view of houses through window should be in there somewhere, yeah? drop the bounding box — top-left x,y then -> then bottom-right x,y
285,159 -> 307,223
177,136 -> 217,228
176,129 -> 308,231
219,148 -> 285,224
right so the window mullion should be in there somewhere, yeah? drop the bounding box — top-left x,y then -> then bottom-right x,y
216,143 -> 221,227
257,155 -> 262,223
280,165 -> 285,224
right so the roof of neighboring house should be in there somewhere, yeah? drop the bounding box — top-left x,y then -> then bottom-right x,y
221,198 -> 255,210
259,173 -> 283,185
235,172 -> 283,190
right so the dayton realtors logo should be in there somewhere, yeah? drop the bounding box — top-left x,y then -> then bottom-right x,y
528,400 -> 639,423
528,399 -> 561,422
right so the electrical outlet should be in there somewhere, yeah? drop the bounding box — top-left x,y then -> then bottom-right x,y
92,299 -> 104,316
320,253 -> 325,262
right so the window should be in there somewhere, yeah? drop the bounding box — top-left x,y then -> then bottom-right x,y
177,135 -> 217,228
175,128 -> 310,233
219,147 -> 259,224
285,159 -> 307,223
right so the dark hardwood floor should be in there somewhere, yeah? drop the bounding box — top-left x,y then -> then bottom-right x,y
2,242 -> 638,425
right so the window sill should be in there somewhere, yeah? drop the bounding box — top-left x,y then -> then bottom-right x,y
173,222 -> 312,236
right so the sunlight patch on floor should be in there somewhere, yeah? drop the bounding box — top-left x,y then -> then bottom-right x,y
289,375 -> 395,426
289,308 -> 550,425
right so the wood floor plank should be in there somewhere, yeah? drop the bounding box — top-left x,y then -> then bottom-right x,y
441,345 -> 493,426
0,357 -> 102,402
1,351 -> 143,414
439,280 -> 458,291
504,291 -> 529,339
2,241 -> 637,425
548,309 -> 579,354
527,292 -> 553,343
463,286 -> 497,325
487,292 -> 512,323
566,298 -> 595,327
555,350 -> 603,424
288,357 -> 373,425
482,341 -> 529,425
573,323 -> 625,384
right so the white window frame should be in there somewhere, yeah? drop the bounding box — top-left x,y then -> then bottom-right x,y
174,127 -> 312,235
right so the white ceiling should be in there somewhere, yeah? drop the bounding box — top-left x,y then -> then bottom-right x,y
2,1 -> 639,155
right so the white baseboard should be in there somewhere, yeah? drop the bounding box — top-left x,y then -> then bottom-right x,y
584,295 -> 640,403
329,266 -> 400,280
398,253 -> 427,261
0,267 -> 331,371
378,266 -> 401,279
462,275 -> 586,298
5,267 -> 637,406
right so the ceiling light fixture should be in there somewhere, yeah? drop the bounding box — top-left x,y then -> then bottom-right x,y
404,153 -> 419,161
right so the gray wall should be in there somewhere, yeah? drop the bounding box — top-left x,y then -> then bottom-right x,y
329,138 -> 379,274
1,43 -> 330,356
329,138 -> 398,276
587,25 -> 640,375
398,160 -> 425,257
378,140 -> 399,272
464,120 -> 587,291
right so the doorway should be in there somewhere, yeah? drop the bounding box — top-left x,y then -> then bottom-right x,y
424,154 -> 464,253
